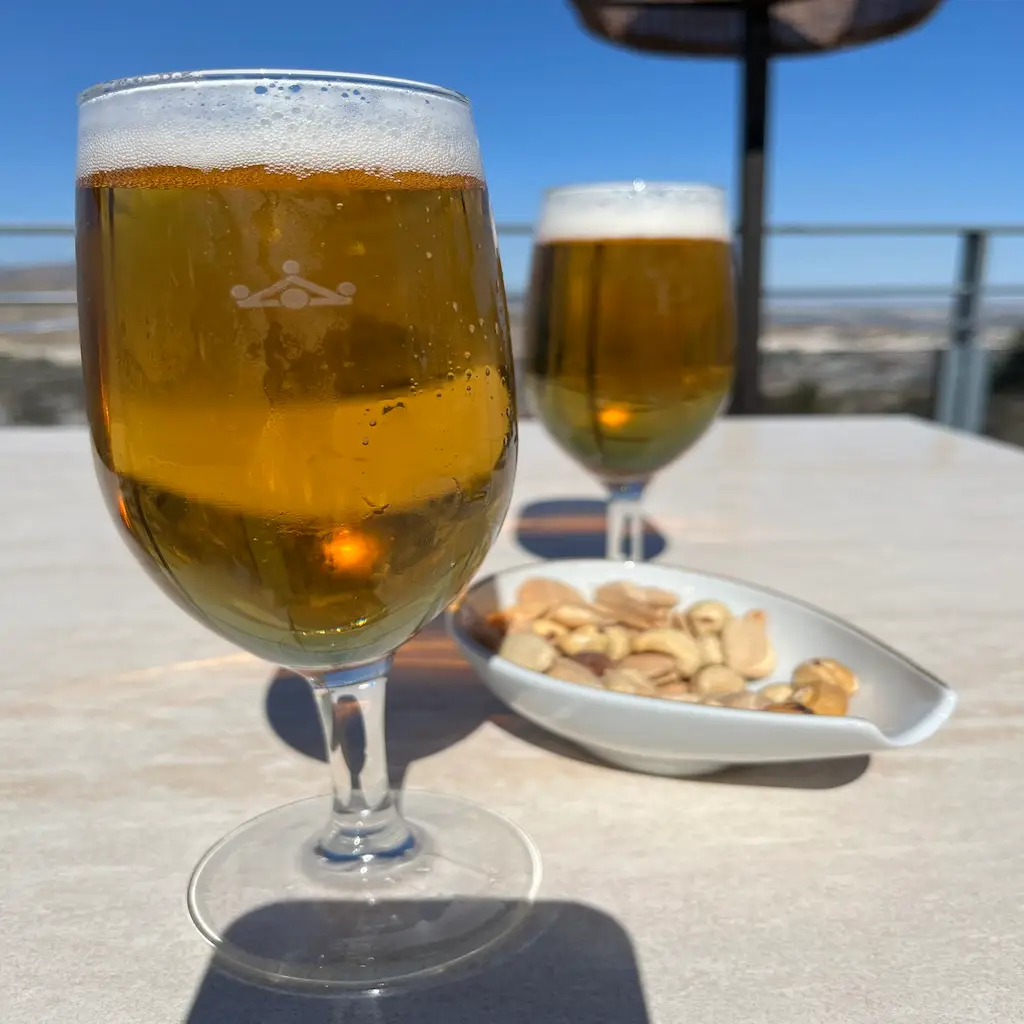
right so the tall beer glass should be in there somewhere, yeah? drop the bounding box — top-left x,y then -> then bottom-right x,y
526,182 -> 735,561
76,70 -> 537,989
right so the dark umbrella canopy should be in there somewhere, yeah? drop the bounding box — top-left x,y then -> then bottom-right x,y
567,0 -> 944,413
570,0 -> 942,56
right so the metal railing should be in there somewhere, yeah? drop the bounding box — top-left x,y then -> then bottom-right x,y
4,221 -> 1024,432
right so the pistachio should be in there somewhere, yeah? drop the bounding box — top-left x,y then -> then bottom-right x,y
556,625 -> 609,656
691,664 -> 748,697
759,682 -> 794,704
695,634 -> 724,666
719,689 -> 770,711
531,618 -> 568,640
604,667 -> 658,695
764,701 -> 814,715
498,632 -> 557,673
516,577 -> 586,609
790,682 -> 849,717
722,610 -> 776,679
792,658 -> 859,696
687,600 -> 733,637
603,624 -> 633,662
631,629 -> 702,677
617,652 -> 679,685
548,657 -> 603,687
549,603 -> 607,629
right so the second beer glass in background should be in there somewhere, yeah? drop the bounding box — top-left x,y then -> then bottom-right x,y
525,182 -> 735,560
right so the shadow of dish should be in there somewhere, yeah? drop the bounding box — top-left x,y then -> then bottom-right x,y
184,899 -> 650,1024
265,618 -> 505,790
514,498 -> 667,560
494,714 -> 870,790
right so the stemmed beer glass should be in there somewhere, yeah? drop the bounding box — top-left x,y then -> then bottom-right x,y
525,181 -> 735,561
76,70 -> 537,989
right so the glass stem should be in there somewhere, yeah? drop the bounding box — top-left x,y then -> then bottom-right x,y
604,479 -> 648,563
306,655 -> 415,863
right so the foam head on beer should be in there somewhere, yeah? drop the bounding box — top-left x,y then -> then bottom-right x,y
77,72 -> 484,180
535,180 -> 730,245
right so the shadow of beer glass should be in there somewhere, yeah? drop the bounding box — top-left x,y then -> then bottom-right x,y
184,899 -> 651,1024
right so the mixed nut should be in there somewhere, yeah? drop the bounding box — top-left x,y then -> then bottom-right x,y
468,577 -> 859,716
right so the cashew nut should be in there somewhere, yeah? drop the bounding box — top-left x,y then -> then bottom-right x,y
687,600 -> 733,637
631,629 -> 702,677
691,664 -> 748,697
722,610 -> 776,679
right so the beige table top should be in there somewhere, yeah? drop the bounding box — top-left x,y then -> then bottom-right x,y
3,417 -> 1024,1023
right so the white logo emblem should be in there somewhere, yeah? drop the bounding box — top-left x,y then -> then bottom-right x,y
230,260 -> 357,309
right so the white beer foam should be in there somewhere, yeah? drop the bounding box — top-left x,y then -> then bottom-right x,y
77,73 -> 483,179
536,183 -> 730,243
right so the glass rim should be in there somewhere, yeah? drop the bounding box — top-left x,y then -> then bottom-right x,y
543,180 -> 725,200
78,69 -> 470,108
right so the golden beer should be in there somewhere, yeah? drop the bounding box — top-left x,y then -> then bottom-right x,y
77,164 -> 515,667
526,185 -> 734,482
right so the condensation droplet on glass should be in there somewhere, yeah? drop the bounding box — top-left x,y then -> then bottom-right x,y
436,391 -> 443,398
465,369 -> 472,379
468,324 -> 475,334
452,302 -> 459,313
485,367 -> 491,376
463,351 -> 471,359
368,420 -> 376,427
478,318 -> 485,327
254,85 -> 268,95
425,252 -> 433,259
446,372 -> 455,381
385,195 -> 392,203
466,385 -> 472,393
362,438 -> 369,446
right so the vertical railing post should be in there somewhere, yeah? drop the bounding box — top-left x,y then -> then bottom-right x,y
936,229 -> 988,430
728,0 -> 770,416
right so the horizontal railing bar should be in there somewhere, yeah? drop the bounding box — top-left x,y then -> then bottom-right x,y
0,292 -> 78,305
9,222 -> 1024,239
6,284 -> 1024,308
0,225 -> 76,236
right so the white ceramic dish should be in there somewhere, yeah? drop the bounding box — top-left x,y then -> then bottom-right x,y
447,560 -> 956,777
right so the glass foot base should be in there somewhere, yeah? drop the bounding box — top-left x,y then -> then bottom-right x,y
187,791 -> 541,992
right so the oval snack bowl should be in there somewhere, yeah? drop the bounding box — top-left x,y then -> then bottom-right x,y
447,559 -> 956,777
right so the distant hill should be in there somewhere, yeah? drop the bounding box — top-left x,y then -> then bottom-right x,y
0,263 -> 76,292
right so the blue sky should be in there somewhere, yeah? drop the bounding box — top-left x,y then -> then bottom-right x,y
2,0 -> 1022,293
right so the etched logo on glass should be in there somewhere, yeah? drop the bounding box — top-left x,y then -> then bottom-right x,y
231,260 -> 357,309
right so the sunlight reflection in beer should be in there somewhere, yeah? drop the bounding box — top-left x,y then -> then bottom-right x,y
322,527 -> 380,576
597,405 -> 632,430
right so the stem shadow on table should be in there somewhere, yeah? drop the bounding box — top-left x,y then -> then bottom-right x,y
494,714 -> 870,790
183,899 -> 650,1024
264,618 -> 505,790
514,498 -> 667,561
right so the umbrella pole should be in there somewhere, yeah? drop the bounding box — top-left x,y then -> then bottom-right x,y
730,0 -> 771,415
